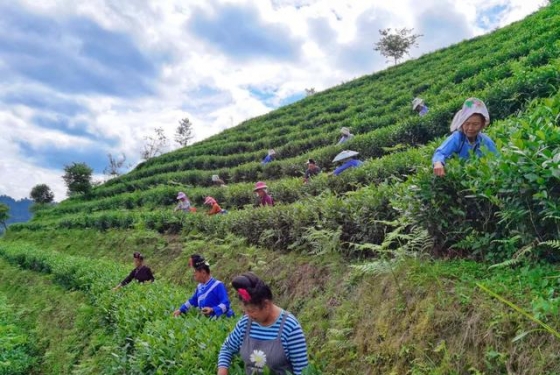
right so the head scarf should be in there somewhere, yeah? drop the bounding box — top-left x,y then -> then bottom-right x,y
450,97 -> 490,133
412,98 -> 424,110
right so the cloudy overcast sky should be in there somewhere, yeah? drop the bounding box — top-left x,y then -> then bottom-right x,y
0,0 -> 544,200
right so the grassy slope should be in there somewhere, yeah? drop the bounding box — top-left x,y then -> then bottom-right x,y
0,258 -> 102,375
4,229 -> 560,374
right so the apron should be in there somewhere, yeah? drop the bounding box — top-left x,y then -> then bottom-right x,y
240,311 -> 294,375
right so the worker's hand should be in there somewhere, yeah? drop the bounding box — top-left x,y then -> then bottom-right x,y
111,285 -> 120,292
201,307 -> 213,316
433,162 -> 445,177
217,367 -> 228,375
173,310 -> 182,317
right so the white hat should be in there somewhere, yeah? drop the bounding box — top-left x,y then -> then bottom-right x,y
412,98 -> 424,110
212,175 -> 220,182
268,149 -> 276,156
340,127 -> 350,135
449,97 -> 490,132
333,150 -> 359,163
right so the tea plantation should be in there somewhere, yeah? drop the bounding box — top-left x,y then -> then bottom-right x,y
2,2 -> 560,374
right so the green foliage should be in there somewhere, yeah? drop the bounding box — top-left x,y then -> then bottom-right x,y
63,162 -> 93,197
0,242 -> 259,375
30,183 -> 55,204
0,203 -> 8,231
0,294 -> 37,375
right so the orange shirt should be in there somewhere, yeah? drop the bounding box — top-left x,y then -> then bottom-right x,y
208,203 -> 222,215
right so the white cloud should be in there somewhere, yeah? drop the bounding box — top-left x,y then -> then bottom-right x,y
0,0 -> 544,200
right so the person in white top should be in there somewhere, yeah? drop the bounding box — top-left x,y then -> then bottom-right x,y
174,191 -> 192,212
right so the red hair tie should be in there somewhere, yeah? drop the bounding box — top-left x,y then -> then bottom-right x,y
238,288 -> 251,302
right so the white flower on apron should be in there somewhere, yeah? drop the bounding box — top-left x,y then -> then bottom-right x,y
250,349 -> 267,368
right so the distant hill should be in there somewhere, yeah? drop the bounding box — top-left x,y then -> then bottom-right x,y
0,195 -> 33,232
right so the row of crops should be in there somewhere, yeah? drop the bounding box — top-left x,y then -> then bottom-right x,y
0,242 -> 322,374
39,1 -> 560,216
34,50 -> 560,219
16,89 -> 560,263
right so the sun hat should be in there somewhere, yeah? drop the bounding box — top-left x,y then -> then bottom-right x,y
204,196 -> 217,205
449,97 -> 490,132
332,150 -> 359,163
340,127 -> 350,135
177,192 -> 187,200
412,98 -> 424,110
253,181 -> 268,191
268,149 -> 276,156
211,175 -> 220,182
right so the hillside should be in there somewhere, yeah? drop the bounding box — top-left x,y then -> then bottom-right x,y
2,2 -> 560,374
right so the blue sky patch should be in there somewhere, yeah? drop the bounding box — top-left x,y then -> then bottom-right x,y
17,140 -> 108,173
188,2 -> 302,61
0,4 -> 160,97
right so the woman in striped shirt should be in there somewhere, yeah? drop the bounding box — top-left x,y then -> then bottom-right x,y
217,273 -> 308,375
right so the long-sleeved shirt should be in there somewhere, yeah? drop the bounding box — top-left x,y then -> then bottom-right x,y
337,134 -> 354,145
262,155 -> 274,164
208,203 -> 222,215
432,131 -> 498,165
260,193 -> 274,207
175,200 -> 191,212
119,265 -> 154,286
218,312 -> 308,374
179,277 -> 234,317
333,159 -> 363,176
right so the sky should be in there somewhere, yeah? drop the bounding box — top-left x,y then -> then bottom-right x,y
0,0 -> 545,201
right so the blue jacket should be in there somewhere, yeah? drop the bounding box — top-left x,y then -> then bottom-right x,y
333,159 -> 363,176
432,131 -> 498,165
179,277 -> 234,317
262,154 -> 274,164
418,105 -> 429,116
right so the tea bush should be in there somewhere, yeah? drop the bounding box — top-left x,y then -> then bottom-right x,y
393,91 -> 560,262
0,243 -> 250,374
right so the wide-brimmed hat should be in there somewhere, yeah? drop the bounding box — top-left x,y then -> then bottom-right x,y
268,149 -> 276,156
412,98 -> 424,110
340,127 -> 350,135
211,175 -> 220,182
177,192 -> 187,200
253,181 -> 268,191
204,196 -> 217,205
333,150 -> 359,163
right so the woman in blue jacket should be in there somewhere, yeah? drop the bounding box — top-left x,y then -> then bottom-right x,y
173,254 -> 234,318
433,97 -> 498,176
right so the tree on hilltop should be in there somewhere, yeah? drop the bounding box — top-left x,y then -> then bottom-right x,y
0,203 -> 9,231
30,184 -> 55,204
175,118 -> 194,147
374,27 -> 423,65
63,162 -> 93,196
142,127 -> 169,160
305,88 -> 316,96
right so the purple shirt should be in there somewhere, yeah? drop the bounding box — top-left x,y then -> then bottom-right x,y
260,193 -> 274,207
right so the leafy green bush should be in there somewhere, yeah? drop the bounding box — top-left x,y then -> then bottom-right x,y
393,91 -> 560,262
0,294 -> 37,375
